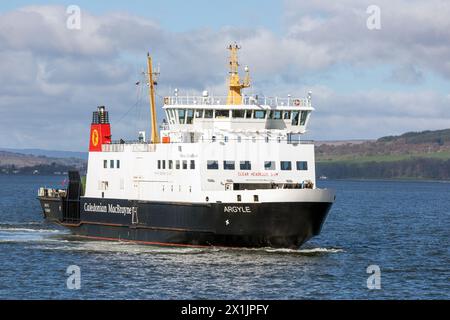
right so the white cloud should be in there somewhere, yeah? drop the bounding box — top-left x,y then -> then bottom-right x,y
0,3 -> 449,151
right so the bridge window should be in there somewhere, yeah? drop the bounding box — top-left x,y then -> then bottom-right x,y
190,160 -> 195,169
157,160 -> 161,169
186,109 -> 194,124
162,160 -> 166,170
204,109 -> 213,118
264,161 -> 275,170
207,160 -> 219,170
269,110 -> 282,119
240,161 -> 251,170
117,160 -> 120,169
232,110 -> 245,118
169,160 -> 173,169
110,160 -> 115,169
183,160 -> 188,170
224,161 -> 235,170
281,161 -> 292,170
254,110 -> 266,119
300,111 -> 309,126
291,111 -> 299,125
283,111 -> 291,120
178,109 -> 186,124
296,161 -> 308,171
103,160 -> 107,168
245,110 -> 253,118
215,110 -> 230,118
176,160 -> 180,170
195,109 -> 203,118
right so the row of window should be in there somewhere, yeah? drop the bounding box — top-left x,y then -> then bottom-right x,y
104,158 -> 307,171
207,160 -> 308,171
157,160 -> 196,170
156,160 -> 307,171
104,160 -> 120,169
167,109 -> 309,126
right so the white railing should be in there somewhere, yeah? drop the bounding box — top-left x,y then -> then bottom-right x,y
163,95 -> 310,107
102,143 -> 157,152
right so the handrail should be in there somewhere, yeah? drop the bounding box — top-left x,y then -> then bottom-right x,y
104,138 -> 314,147
163,95 -> 310,107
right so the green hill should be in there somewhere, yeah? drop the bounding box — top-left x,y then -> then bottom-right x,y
316,129 -> 450,180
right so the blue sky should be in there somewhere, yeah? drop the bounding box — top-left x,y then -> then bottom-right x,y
0,0 -> 283,32
0,1 -> 449,151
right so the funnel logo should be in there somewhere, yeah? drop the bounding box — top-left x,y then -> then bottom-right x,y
92,129 -> 99,147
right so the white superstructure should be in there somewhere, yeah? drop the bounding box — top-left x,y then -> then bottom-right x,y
84,45 -> 334,205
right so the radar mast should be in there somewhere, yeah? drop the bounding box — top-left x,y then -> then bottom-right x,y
226,43 -> 251,105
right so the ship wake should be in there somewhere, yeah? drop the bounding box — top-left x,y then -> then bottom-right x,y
0,223 -> 68,243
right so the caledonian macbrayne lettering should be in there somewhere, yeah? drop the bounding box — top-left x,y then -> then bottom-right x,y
84,203 -> 137,216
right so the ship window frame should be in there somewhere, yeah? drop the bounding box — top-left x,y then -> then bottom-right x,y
207,160 -> 219,170
169,160 -> 173,170
232,109 -> 245,118
204,109 -> 214,118
190,160 -> 195,170
254,110 -> 266,119
269,110 -> 283,120
245,110 -> 253,119
186,109 -> 194,124
215,109 -> 230,118
240,161 -> 252,170
178,109 -> 186,124
291,111 -> 300,126
176,160 -> 180,170
300,111 -> 309,126
280,161 -> 292,171
170,109 -> 177,124
195,109 -> 203,118
103,160 -> 107,169
162,160 -> 166,170
296,161 -> 308,171
116,160 -> 120,169
264,161 -> 276,170
283,111 -> 291,120
157,160 -> 161,170
110,160 -> 115,169
223,161 -> 235,170
182,160 -> 188,170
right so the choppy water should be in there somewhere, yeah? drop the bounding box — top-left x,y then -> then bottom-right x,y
0,175 -> 448,299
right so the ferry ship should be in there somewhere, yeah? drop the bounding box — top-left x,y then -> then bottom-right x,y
38,44 -> 335,248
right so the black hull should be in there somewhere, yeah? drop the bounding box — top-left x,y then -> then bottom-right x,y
39,196 -> 332,248
38,197 -> 63,222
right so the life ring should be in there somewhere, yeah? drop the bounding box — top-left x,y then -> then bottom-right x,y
294,99 -> 301,106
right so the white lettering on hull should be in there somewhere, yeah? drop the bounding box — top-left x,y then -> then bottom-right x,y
223,206 -> 252,213
83,203 -> 137,216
